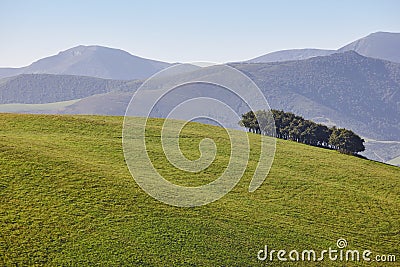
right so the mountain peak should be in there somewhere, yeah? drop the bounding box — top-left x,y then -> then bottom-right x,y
57,45 -> 132,58
331,50 -> 363,58
338,31 -> 400,63
0,45 -> 171,80
247,31 -> 400,64
368,31 -> 399,36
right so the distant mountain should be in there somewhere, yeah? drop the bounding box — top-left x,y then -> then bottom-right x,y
2,32 -> 399,79
338,31 -> 400,63
61,91 -> 133,116
246,49 -> 335,63
0,74 -> 140,104
248,31 -> 400,63
0,45 -> 172,80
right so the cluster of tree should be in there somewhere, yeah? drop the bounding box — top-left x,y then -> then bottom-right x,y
239,110 -> 365,155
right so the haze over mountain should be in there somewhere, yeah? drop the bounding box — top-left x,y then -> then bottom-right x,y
0,46 -> 172,80
247,31 -> 400,63
0,74 -> 141,104
1,32 -> 398,80
247,49 -> 335,63
338,31 -> 400,63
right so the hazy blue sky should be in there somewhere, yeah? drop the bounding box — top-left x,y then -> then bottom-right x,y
1,0 -> 399,67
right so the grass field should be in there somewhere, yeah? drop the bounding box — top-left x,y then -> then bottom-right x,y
0,114 -> 399,266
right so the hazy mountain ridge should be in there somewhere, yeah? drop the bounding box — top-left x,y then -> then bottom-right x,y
247,48 -> 335,63
1,32 -> 399,80
0,74 -> 140,104
0,46 -> 171,80
339,31 -> 400,63
62,91 -> 133,116
247,31 -> 400,63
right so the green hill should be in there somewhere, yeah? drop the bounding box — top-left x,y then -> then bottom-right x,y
0,114 -> 399,266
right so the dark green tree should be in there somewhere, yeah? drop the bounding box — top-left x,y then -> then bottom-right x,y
329,127 -> 365,154
255,110 -> 276,136
239,109 -> 365,157
239,111 -> 259,133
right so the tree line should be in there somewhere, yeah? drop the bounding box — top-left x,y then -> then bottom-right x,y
239,110 -> 365,155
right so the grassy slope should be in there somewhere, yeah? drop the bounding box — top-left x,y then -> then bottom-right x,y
0,114 -> 399,266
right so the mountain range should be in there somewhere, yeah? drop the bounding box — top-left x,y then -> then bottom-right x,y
247,49 -> 336,63
247,31 -> 400,63
1,32 -> 399,81
0,31 -> 399,166
0,45 -> 171,80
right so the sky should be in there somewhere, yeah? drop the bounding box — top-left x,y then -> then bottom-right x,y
0,0 -> 399,67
